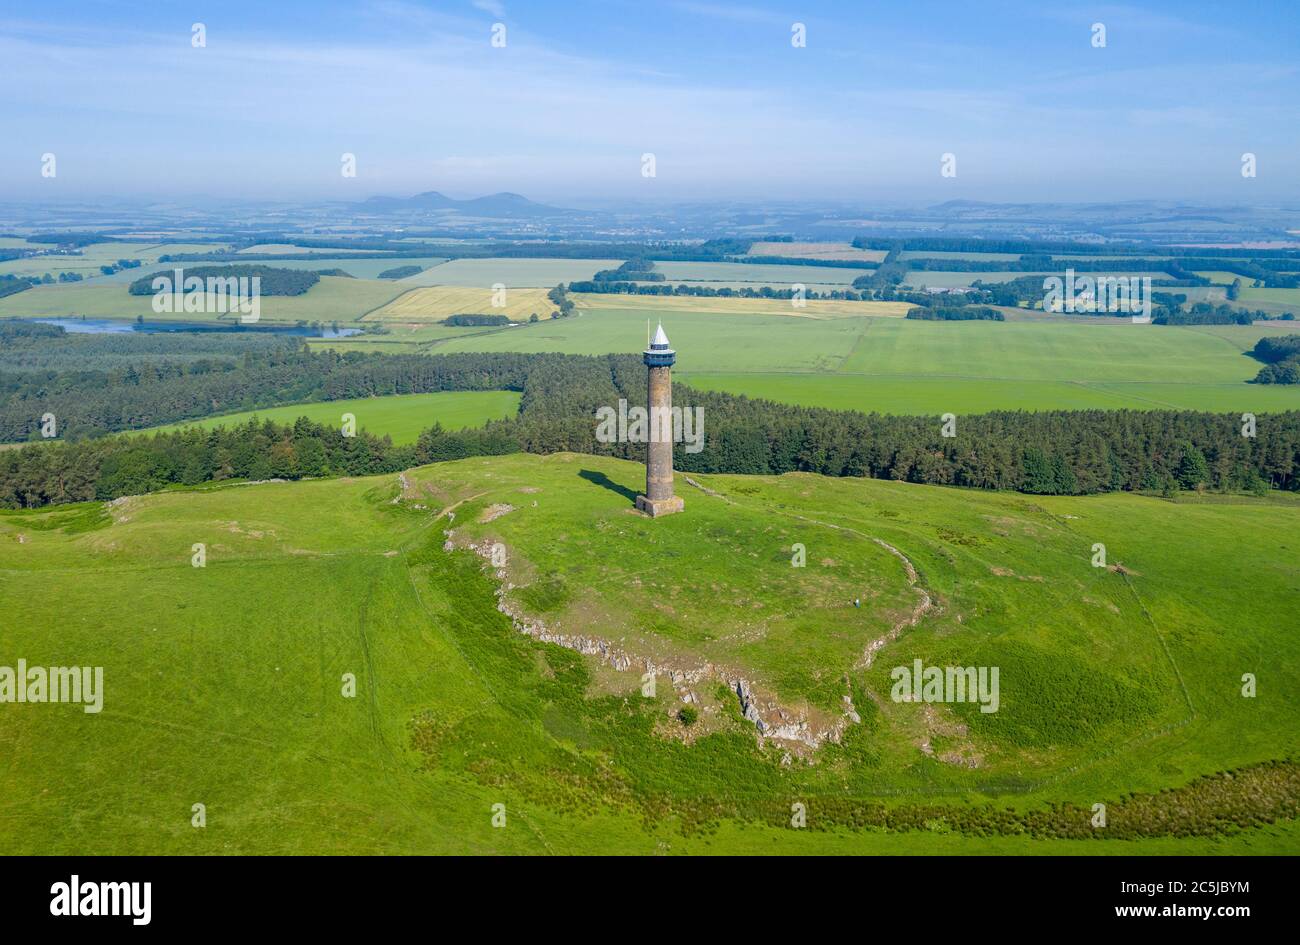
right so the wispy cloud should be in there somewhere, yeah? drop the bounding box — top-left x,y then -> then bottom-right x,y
0,0 -> 1295,202
471,0 -> 506,19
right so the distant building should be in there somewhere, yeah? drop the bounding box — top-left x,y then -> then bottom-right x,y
636,323 -> 685,518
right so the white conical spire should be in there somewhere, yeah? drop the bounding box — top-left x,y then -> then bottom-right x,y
652,322 -> 669,346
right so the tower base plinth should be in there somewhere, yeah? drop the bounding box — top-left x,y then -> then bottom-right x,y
636,494 -> 684,518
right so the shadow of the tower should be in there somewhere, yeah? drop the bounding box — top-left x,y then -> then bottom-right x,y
578,469 -> 638,502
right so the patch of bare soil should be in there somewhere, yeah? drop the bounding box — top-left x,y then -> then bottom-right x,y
479,503 -> 516,523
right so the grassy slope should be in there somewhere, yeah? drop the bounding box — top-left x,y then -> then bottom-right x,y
127,390 -> 521,444
1,453 -> 1295,854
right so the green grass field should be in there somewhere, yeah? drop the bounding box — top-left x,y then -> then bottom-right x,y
0,242 -> 227,281
0,275 -> 406,323
420,294 -> 1300,415
432,295 -> 879,372
1241,286 -> 1300,307
1,452 -> 1295,853
396,257 -> 625,287
7,262 -> 1299,417
129,391 -> 521,444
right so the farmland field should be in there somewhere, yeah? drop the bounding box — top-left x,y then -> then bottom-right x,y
368,286 -> 556,322
123,391 -> 521,444
235,244 -> 390,255
682,372 -> 1300,414
187,256 -> 454,280
416,292 -> 1300,415
631,280 -> 858,294
306,323 -> 505,354
898,250 -> 1024,261
653,260 -> 866,285
903,270 -> 1173,289
2,452 -> 1295,854
746,241 -> 887,262
0,242 -> 229,280
1195,271 -> 1258,286
395,257 -> 624,287
0,275 -> 407,323
432,295 -> 896,372
1241,287 -> 1300,307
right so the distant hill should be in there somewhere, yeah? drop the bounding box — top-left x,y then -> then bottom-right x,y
360,190 -> 572,218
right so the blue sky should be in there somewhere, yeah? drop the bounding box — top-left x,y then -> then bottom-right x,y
2,0 -> 1297,203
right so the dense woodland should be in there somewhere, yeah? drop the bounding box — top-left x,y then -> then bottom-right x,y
1252,335 -> 1300,384
3,327 -> 1299,509
0,322 -> 530,442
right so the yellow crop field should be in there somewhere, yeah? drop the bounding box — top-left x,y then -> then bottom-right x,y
368,285 -> 557,322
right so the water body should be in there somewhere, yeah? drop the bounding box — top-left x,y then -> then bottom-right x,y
30,318 -> 360,337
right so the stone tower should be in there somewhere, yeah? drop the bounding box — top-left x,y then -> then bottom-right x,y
636,323 -> 685,517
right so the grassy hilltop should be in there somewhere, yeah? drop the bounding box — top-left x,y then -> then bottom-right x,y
1,453 -> 1297,854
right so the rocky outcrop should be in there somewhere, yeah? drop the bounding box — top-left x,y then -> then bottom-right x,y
444,507 -> 939,753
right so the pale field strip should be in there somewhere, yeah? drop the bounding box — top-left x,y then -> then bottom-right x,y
747,241 -> 888,263
1192,271 -> 1261,285
367,285 -> 557,322
235,244 -> 389,255
571,292 -> 912,319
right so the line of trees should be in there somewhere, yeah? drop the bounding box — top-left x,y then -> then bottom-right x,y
5,341 -> 1299,510
547,284 -> 575,317
905,306 -> 1003,321
849,235 -> 1300,261
442,313 -> 511,326
512,357 -> 1297,496
567,281 -> 872,301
